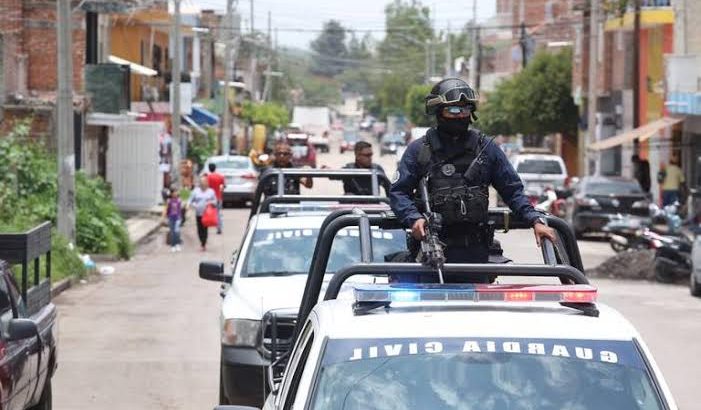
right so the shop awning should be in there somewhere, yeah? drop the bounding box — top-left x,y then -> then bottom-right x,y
587,117 -> 683,151
108,55 -> 157,77
191,106 -> 219,126
183,115 -> 207,135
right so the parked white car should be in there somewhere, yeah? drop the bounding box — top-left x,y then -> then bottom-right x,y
511,153 -> 568,197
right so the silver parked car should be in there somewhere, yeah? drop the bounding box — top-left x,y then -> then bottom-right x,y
202,155 -> 258,207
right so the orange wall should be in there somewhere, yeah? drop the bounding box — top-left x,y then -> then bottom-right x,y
110,23 -> 169,101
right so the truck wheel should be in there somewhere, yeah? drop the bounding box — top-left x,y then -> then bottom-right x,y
219,364 -> 230,405
691,272 -> 701,297
29,379 -> 51,410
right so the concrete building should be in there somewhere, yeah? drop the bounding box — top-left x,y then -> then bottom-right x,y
666,0 -> 701,189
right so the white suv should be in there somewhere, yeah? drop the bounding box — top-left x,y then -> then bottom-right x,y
199,209 -> 406,407
511,154 -> 568,195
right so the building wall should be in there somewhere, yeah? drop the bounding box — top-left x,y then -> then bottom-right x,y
0,0 -> 85,97
23,1 -> 85,92
110,20 -> 170,102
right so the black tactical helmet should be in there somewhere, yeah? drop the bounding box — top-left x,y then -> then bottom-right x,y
425,78 -> 479,121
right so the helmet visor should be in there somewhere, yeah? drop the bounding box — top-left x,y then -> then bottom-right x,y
427,86 -> 479,108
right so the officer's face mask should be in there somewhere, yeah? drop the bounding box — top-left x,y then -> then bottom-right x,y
437,105 -> 472,136
437,116 -> 471,137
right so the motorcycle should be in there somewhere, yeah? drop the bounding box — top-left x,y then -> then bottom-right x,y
602,216 -> 656,253
653,231 -> 693,283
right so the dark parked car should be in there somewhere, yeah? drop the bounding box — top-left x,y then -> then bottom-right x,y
339,132 -> 359,154
380,132 -> 406,156
0,222 -> 57,410
565,176 -> 651,237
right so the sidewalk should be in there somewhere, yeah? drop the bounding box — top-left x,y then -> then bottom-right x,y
125,205 -> 163,246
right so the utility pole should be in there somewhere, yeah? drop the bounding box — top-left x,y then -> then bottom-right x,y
445,23 -> 452,77
222,0 -> 236,155
586,0 -> 599,176
56,0 -> 75,242
250,0 -> 254,33
262,10 -> 272,101
424,41 -> 430,83
632,0 -> 641,129
470,0 -> 479,86
475,27 -> 482,92
519,22 -> 528,69
171,0 -> 182,184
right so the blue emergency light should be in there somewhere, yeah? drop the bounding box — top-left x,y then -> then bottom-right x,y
353,283 -> 598,304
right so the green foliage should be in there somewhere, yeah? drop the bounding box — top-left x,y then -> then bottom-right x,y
310,20 -> 348,77
404,84 -> 433,126
188,127 -> 217,168
0,121 -> 131,266
75,172 -> 132,259
477,49 -> 577,137
241,101 -> 290,129
378,0 -> 433,70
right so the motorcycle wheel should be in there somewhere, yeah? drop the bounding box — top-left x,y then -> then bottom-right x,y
654,257 -> 677,284
610,240 -> 628,253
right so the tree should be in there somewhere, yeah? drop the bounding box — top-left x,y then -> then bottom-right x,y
404,84 -> 433,126
477,49 -> 577,138
310,20 -> 348,77
241,102 -> 290,129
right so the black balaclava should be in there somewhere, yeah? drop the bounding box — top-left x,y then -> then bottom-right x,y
436,115 -> 471,138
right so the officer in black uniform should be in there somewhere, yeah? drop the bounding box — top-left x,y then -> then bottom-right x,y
390,78 -> 556,266
327,141 -> 386,195
261,141 -> 313,197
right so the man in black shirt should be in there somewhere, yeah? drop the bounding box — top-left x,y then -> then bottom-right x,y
338,141 -> 385,196
261,142 -> 313,197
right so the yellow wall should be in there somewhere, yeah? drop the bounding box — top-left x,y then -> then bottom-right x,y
110,21 -> 170,101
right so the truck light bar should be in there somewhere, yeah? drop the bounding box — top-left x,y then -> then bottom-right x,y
353,284 -> 598,305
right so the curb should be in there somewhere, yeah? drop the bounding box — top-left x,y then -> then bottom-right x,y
51,276 -> 77,298
132,221 -> 163,247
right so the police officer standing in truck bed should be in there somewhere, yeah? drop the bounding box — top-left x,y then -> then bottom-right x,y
390,78 -> 556,265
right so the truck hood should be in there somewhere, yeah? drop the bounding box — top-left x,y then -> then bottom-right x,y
223,274 -> 377,320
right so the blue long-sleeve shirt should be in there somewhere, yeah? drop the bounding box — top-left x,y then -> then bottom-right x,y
390,131 -> 541,228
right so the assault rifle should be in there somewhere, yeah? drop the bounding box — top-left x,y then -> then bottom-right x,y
418,177 -> 446,283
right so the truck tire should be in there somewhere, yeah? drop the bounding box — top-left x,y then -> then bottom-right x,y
691,272 -> 701,297
29,379 -> 51,410
219,364 -> 230,405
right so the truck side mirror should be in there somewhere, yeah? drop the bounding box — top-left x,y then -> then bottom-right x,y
7,318 -> 37,341
199,261 -> 231,282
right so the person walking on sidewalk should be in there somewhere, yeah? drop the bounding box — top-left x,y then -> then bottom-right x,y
163,188 -> 183,252
188,176 -> 217,251
207,163 -> 226,234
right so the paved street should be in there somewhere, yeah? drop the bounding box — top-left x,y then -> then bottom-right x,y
53,135 -> 701,409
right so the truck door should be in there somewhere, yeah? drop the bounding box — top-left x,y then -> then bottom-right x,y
5,273 -> 45,408
0,270 -> 32,410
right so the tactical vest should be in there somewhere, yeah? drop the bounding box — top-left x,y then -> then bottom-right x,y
417,128 -> 490,226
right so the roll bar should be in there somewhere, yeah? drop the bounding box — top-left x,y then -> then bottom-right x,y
294,209 -> 585,340
249,168 -> 393,218
259,195 -> 390,215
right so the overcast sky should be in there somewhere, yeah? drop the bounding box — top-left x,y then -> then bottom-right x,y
192,0 -> 497,49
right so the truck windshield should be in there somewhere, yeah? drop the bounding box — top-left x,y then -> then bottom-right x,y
517,159 -> 563,175
240,228 -> 406,277
312,338 -> 664,410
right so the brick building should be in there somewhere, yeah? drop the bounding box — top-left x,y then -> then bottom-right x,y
0,0 -> 86,141
481,0 -> 577,92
